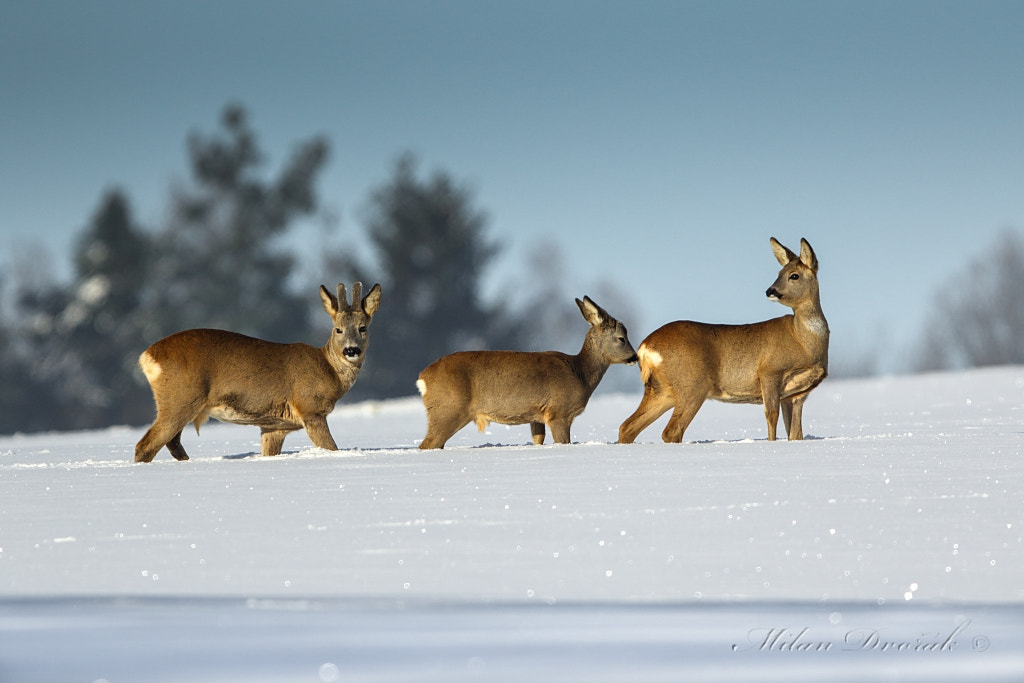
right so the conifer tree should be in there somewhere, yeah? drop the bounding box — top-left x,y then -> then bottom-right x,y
147,104 -> 329,342
332,154 -> 519,398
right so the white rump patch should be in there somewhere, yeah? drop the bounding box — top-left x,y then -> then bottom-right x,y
138,351 -> 161,382
416,379 -> 427,396
638,345 -> 662,367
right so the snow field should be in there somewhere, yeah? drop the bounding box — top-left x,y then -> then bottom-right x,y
1,367 -> 1022,680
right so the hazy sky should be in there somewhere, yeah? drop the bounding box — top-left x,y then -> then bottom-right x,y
3,1 -> 1023,373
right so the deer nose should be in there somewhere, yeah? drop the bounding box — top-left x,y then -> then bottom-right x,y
343,346 -> 362,358
766,287 -> 781,300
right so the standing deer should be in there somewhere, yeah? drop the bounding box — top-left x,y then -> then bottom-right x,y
134,282 -> 382,462
416,296 -> 638,449
618,237 -> 828,444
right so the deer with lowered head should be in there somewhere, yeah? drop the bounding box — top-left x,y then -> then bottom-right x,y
417,296 -> 638,449
134,282 -> 381,462
618,237 -> 828,444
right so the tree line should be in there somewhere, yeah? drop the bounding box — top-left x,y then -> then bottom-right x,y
2,104 -> 1022,435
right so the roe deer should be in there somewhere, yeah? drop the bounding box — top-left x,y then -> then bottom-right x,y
134,282 -> 382,462
618,237 -> 828,444
416,296 -> 638,449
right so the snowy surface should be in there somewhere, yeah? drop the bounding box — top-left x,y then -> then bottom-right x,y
2,368 -> 1023,680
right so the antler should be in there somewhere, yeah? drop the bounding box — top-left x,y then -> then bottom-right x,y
334,282 -> 365,311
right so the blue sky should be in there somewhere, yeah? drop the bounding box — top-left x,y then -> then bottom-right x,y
3,1 -> 1023,373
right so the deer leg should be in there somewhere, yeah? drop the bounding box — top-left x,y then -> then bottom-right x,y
258,428 -> 286,456
530,421 -> 546,445
548,418 -> 571,444
300,416 -> 337,452
135,406 -> 197,463
762,380 -> 782,441
783,393 -> 807,440
661,400 -> 703,443
618,386 -> 673,444
419,408 -> 471,450
166,431 -> 190,461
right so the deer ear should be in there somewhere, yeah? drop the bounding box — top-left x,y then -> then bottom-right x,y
770,237 -> 797,266
576,296 -> 608,327
362,283 -> 382,317
799,239 -> 818,273
320,285 -> 339,316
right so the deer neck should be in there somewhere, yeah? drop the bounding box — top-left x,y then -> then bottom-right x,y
322,342 -> 361,383
790,292 -> 829,347
573,335 -> 610,392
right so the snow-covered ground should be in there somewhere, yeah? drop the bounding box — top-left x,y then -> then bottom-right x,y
2,368 -> 1023,681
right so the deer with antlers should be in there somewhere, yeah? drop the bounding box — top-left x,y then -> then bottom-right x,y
134,282 -> 381,462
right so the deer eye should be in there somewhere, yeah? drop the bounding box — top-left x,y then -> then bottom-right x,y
359,326 -> 368,334
789,273 -> 800,281
335,328 -> 343,335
